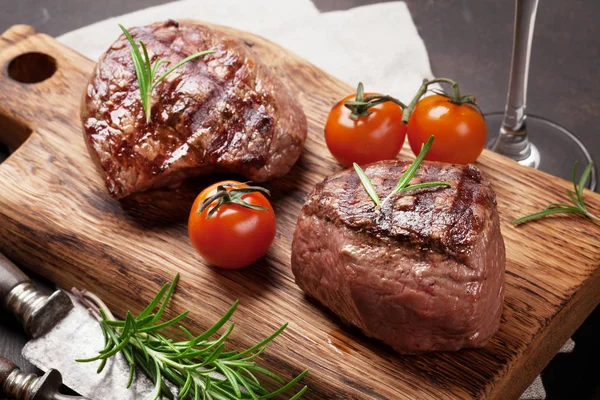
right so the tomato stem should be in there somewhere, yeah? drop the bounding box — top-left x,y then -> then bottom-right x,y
197,183 -> 271,219
344,79 -> 480,124
345,82 -> 408,121
401,78 -> 481,124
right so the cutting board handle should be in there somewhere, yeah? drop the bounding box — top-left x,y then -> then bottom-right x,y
0,25 -> 91,153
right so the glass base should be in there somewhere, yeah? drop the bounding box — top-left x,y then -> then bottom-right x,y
485,113 -> 597,190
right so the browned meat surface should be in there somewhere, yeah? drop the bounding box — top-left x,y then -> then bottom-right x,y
291,160 -> 505,353
82,20 -> 307,199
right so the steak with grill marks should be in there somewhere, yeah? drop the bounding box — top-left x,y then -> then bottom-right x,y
291,160 -> 505,353
81,20 -> 307,199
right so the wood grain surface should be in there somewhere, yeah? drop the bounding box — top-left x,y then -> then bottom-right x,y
0,24 -> 599,400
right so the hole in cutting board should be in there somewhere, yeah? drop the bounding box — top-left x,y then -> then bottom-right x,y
6,52 -> 57,83
0,142 -> 8,163
0,112 -> 32,163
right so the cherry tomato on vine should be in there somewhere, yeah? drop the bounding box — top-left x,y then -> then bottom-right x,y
407,94 -> 486,165
325,93 -> 407,167
188,181 -> 276,269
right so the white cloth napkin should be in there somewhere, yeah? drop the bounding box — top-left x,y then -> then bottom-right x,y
57,0 -> 434,103
56,1 -> 555,398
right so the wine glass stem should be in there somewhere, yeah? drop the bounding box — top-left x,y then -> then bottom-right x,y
490,0 -> 540,167
503,0 -> 538,131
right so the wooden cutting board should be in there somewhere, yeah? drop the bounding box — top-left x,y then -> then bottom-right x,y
0,24 -> 599,400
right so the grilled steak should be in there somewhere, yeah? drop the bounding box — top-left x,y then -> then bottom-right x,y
82,20 -> 307,199
291,160 -> 505,353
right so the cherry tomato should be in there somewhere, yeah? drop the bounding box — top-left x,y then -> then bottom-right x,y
188,181 -> 276,269
407,94 -> 486,164
325,93 -> 407,167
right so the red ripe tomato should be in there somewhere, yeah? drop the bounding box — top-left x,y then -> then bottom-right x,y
407,94 -> 486,164
325,93 -> 407,167
188,181 -> 276,269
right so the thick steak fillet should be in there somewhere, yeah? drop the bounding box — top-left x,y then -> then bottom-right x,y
291,160 -> 505,353
82,20 -> 307,198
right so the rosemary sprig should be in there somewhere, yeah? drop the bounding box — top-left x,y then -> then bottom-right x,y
75,274 -> 308,399
382,136 -> 450,204
119,25 -> 215,123
513,161 -> 599,225
354,136 -> 450,209
353,163 -> 381,207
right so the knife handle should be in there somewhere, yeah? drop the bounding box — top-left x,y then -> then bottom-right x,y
0,356 -> 87,400
0,253 -> 29,301
0,357 -> 19,395
0,253 -> 73,339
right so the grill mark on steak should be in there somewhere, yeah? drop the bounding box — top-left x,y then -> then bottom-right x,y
446,166 -> 481,257
311,160 -> 495,262
82,21 -> 307,198
150,37 -> 253,170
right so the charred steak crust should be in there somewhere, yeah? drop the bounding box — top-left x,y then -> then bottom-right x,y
82,20 -> 307,198
291,160 -> 506,353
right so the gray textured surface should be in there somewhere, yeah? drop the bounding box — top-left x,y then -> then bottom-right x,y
1,0 -> 599,399
23,301 -> 158,399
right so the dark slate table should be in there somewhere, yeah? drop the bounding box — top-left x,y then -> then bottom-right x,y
1,0 -> 598,399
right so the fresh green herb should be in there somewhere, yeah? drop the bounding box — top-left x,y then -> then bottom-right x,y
513,161 -> 599,225
353,163 -> 381,207
75,274 -> 308,400
382,136 -> 450,204
354,136 -> 450,208
119,25 -> 215,123
197,183 -> 271,219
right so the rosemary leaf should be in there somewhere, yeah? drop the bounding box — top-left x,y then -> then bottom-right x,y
96,324 -> 110,373
216,364 -> 242,398
382,135 -> 450,205
150,273 -> 179,324
390,135 -> 435,195
139,310 -> 189,333
353,163 -> 381,207
232,369 -> 259,399
241,367 -> 261,386
193,300 -> 238,344
127,363 -> 136,390
139,283 -> 169,319
512,207 -> 585,225
546,202 -> 576,210
577,161 -> 594,207
290,386 -> 308,400
180,373 -> 193,399
245,365 -> 284,384
153,358 -> 162,400
259,370 -> 309,399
